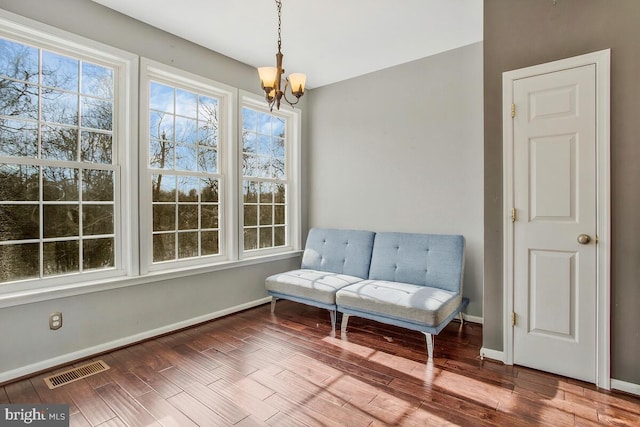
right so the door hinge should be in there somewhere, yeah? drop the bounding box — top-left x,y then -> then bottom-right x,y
511,208 -> 517,222
511,103 -> 516,118
512,311 -> 516,327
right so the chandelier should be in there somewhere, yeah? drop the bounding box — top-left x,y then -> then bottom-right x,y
257,0 -> 306,111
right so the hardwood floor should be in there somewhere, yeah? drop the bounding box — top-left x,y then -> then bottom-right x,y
2,300 -> 639,426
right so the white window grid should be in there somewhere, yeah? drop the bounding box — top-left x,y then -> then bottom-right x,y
0,16 -> 136,292
140,60 -> 234,272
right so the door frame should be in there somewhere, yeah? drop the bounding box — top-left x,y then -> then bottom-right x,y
502,49 -> 611,389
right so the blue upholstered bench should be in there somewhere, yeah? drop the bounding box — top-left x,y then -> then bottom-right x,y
265,228 -> 468,359
336,232 -> 468,359
265,228 -> 375,332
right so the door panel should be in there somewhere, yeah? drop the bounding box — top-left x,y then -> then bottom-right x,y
513,64 -> 596,382
530,134 -> 576,220
529,249 -> 575,338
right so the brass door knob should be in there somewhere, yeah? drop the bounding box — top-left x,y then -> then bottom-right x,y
577,234 -> 591,245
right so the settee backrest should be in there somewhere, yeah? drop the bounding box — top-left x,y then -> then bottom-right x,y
301,228 -> 375,279
368,232 -> 465,293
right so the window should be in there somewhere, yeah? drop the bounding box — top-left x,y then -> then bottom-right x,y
0,22 -> 135,290
141,60 -> 233,272
241,97 -> 300,256
0,13 -> 300,297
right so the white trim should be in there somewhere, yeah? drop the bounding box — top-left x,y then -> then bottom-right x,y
462,314 -> 483,324
0,8 -> 139,292
502,49 -> 611,389
238,91 -> 302,257
0,250 -> 301,309
138,58 -> 237,274
480,348 -> 504,363
611,379 -> 640,397
0,297 -> 272,384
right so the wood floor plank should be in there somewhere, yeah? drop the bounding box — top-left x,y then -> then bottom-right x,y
96,354 -> 155,398
79,359 -> 113,390
202,348 -> 259,376
166,391 -> 230,426
95,417 -> 127,427
68,411 -> 91,427
517,368 -> 587,396
263,392 -> 344,427
126,341 -> 174,372
135,390 -> 199,427
65,379 -> 117,426
0,386 -> 9,404
153,344 -> 220,385
502,384 -> 599,423
208,378 -> 279,422
251,368 -> 374,426
4,378 -> 42,403
161,366 -> 249,424
248,327 -> 396,386
231,375 -> 277,401
183,327 -> 240,354
444,358 -> 519,389
129,364 -> 182,399
276,368 -> 346,407
265,410 -> 314,427
95,382 -> 160,426
596,406 -> 640,426
384,376 -> 510,426
234,415 -> 270,427
497,393 -> 576,426
583,387 -> 640,415
172,343 -> 222,371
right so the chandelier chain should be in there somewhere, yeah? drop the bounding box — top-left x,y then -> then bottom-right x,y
276,0 -> 282,52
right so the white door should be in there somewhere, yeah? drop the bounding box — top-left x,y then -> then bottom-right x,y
512,64 -> 597,382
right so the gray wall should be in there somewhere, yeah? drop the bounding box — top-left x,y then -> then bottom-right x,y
0,0 -> 302,379
307,43 -> 484,317
484,0 -> 640,383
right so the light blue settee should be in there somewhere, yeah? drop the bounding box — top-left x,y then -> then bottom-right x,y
265,228 -> 469,359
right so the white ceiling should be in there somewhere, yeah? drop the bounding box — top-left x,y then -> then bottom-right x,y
93,0 -> 483,88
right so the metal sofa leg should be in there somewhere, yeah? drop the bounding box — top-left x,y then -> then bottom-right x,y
458,311 -> 464,325
422,332 -> 434,359
341,313 -> 350,335
329,310 -> 336,334
270,298 -> 277,314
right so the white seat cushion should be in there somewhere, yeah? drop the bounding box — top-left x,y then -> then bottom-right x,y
266,269 -> 364,305
336,279 -> 462,326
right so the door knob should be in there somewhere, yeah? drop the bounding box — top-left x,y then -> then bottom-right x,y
577,234 -> 591,245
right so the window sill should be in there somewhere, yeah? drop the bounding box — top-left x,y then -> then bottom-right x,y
0,250 -> 303,309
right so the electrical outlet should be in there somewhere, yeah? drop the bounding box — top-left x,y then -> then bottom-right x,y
49,312 -> 62,330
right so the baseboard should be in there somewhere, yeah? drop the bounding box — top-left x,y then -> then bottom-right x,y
480,347 -> 504,363
462,314 -> 483,324
0,296 -> 271,384
611,379 -> 640,396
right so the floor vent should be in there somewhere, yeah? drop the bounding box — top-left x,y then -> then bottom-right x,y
44,360 -> 110,389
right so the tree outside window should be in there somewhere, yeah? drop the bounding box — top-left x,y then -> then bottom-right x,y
241,107 -> 288,252
147,81 -> 222,264
0,37 -> 117,283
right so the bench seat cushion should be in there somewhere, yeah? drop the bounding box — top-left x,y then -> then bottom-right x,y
266,269 -> 364,305
336,279 -> 462,326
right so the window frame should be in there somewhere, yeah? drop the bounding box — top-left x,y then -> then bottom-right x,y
239,92 -> 302,258
0,10 -> 138,295
0,11 -> 303,306
139,59 -> 236,274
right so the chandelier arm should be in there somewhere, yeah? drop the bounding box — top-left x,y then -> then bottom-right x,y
282,79 -> 301,107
